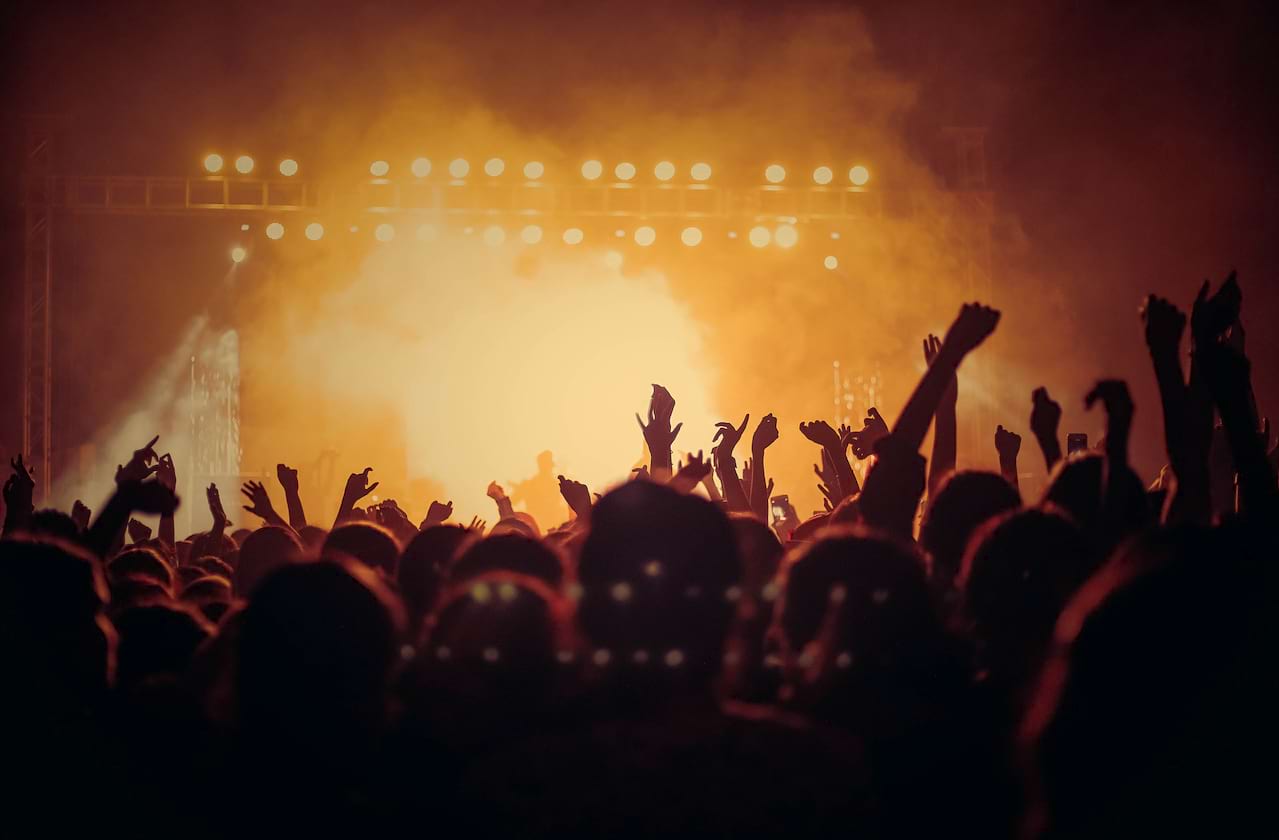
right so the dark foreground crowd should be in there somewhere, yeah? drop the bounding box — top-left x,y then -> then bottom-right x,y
3,273 -> 1276,838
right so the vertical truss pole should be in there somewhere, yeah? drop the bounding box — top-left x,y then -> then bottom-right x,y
23,118 -> 55,504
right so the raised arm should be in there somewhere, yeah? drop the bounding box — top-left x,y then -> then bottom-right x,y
893,303 -> 1001,453
1141,294 -> 1210,523
242,480 -> 292,531
923,334 -> 957,496
155,453 -> 177,548
1029,388 -> 1063,472
335,468 -> 379,527
277,463 -> 308,530
994,425 -> 1022,490
636,384 -> 682,481
800,420 -> 858,502
748,413 -> 779,520
486,481 -> 516,521
712,414 -> 751,512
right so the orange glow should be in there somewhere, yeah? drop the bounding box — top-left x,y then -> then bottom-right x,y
230,245 -> 247,263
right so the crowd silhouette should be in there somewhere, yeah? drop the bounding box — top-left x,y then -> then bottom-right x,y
2,274 -> 1276,838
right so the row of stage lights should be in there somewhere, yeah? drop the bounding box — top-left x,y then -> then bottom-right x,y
229,221 -> 846,272
201,154 -> 871,186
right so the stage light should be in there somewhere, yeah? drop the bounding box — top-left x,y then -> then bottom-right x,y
416,223 -> 437,242
830,231 -> 841,240
240,223 -> 250,231
581,159 -> 603,180
634,226 -> 656,246
765,164 -> 786,184
824,255 -> 839,270
813,166 -> 833,185
563,227 -> 584,245
727,231 -> 738,239
411,157 -> 432,177
654,161 -> 676,181
520,224 -> 543,244
304,222 -> 323,240
235,155 -> 254,174
483,225 -> 505,247
449,158 -> 470,178
681,226 -> 702,246
370,160 -> 389,177
279,158 -> 298,177
774,224 -> 798,248
615,162 -> 636,181
265,222 -> 284,240
615,229 -> 626,238
484,158 -> 505,177
204,154 -> 224,173
690,162 -> 712,181
523,160 -> 544,179
375,223 -> 395,242
749,226 -> 771,247
230,246 -> 247,263
849,165 -> 870,186
604,250 -> 623,269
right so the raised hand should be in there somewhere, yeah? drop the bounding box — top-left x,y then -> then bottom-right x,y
1142,294 -> 1186,356
995,425 -> 1022,460
241,480 -> 284,526
712,414 -> 750,457
558,475 -> 592,521
1086,380 -> 1135,466
942,302 -> 1001,358
814,449 -> 839,504
467,516 -> 487,534
71,499 -> 92,532
115,435 -> 160,484
207,483 -> 228,528
127,518 -> 153,543
486,481 -> 507,501
670,450 -> 713,494
4,454 -> 35,514
1190,271 -> 1241,346
153,453 -> 176,491
422,500 -> 453,528
342,468 -> 379,507
798,419 -> 841,452
848,408 -> 889,460
277,463 -> 299,495
636,384 -> 682,474
486,480 -> 515,519
752,412 -> 779,452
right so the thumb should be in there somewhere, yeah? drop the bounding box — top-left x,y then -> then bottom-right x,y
671,422 -> 683,441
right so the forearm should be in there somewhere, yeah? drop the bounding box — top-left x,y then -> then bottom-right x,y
284,489 -> 307,529
1034,431 -> 1062,472
494,496 -> 516,521
716,455 -> 750,512
828,444 -> 859,501
928,401 -> 957,496
84,494 -> 132,559
1216,391 -> 1278,518
748,449 -> 769,519
894,348 -> 962,453
159,513 -> 175,548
